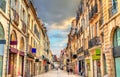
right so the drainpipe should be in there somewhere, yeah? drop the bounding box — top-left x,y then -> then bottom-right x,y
23,5 -> 29,77
6,0 -> 11,76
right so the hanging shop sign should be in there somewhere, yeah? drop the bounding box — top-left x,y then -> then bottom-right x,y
32,48 -> 36,53
0,40 -> 6,44
10,41 -> 17,45
43,60 -> 46,65
96,48 -> 101,55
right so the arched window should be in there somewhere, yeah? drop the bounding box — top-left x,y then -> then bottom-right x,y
10,30 -> 17,41
113,28 -> 120,47
19,37 -> 24,51
0,23 -> 4,39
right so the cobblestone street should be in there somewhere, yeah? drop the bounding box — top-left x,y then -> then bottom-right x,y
34,69 -> 81,77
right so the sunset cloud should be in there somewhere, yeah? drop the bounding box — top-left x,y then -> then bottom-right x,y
48,17 -> 74,30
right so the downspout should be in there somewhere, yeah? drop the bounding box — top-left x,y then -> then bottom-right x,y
6,0 -> 11,76
23,5 -> 29,77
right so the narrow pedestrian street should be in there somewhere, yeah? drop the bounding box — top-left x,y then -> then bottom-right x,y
1,0 -> 120,77
35,69 -> 80,77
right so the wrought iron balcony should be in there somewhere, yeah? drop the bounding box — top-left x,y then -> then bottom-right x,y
113,46 -> 120,58
77,47 -> 83,54
21,20 -> 26,33
84,49 -> 89,56
108,2 -> 118,18
0,0 -> 6,12
88,36 -> 101,48
12,9 -> 19,25
78,26 -> 83,35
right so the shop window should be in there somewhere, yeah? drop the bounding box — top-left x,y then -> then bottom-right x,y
113,28 -> 120,47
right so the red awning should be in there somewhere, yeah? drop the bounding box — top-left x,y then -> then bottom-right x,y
10,47 -> 18,54
43,60 -> 46,65
19,50 -> 25,56
10,41 -> 17,45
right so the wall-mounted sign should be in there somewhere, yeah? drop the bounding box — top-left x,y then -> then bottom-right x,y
96,49 -> 101,55
32,48 -> 36,53
0,44 -> 4,56
10,41 -> 17,45
92,55 -> 100,60
0,40 -> 6,44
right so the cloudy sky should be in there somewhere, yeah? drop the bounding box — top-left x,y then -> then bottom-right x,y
33,0 -> 80,57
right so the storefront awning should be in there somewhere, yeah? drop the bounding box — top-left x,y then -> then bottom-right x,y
9,47 -> 18,54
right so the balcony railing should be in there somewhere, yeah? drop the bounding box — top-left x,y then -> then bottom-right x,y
84,49 -> 89,56
12,9 -> 19,25
113,46 -> 120,58
88,36 -> 101,48
89,4 -> 98,20
21,20 -> 26,33
108,2 -> 118,18
0,0 -> 6,12
78,26 -> 83,35
77,47 -> 83,54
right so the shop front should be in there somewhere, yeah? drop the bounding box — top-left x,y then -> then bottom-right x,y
86,59 -> 90,77
84,49 -> 90,77
18,51 -> 24,76
26,45 -> 35,77
77,56 -> 85,76
18,37 -> 25,76
0,24 -> 5,77
92,48 -> 101,77
9,30 -> 18,77
9,46 -> 18,77
113,28 -> 120,77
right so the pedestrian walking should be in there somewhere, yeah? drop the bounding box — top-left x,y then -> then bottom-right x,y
67,68 -> 70,75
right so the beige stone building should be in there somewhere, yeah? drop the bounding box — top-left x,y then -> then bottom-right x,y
100,0 -> 120,77
0,0 -> 51,77
65,0 -> 120,77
